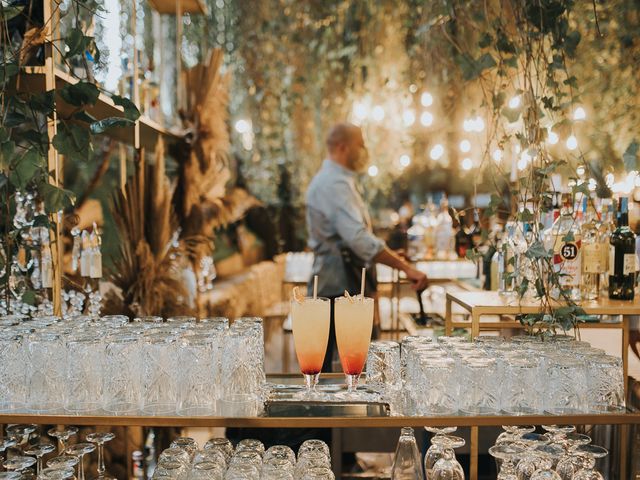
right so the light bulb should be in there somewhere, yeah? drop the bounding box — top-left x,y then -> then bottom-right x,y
473,116 -> 485,132
547,129 -> 559,145
566,135 -> 578,150
461,158 -> 473,170
430,144 -> 444,160
576,165 -> 586,176
367,165 -> 379,177
508,96 -> 521,109
402,110 -> 416,127
399,154 -> 411,168
420,111 -> 433,126
421,92 -> 433,107
459,139 -> 471,153
234,119 -> 251,134
371,105 -> 385,122
573,106 -> 586,121
492,149 -> 503,162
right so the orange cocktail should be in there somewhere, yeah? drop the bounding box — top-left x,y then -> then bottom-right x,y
335,296 -> 374,392
291,297 -> 330,393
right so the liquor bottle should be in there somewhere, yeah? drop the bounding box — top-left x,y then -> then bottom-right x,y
435,195 -> 454,259
599,198 -> 616,294
454,211 -> 472,258
144,428 -> 156,480
406,216 -> 426,261
548,195 -> 582,300
609,197 -> 636,300
391,427 -> 424,480
132,451 -> 144,480
581,199 -> 603,300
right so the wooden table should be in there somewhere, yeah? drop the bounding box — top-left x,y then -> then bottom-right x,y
445,290 -> 639,479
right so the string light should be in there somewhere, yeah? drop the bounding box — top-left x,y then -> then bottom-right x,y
400,154 -> 411,167
573,106 -> 586,121
420,111 -> 434,127
463,116 -> 485,133
409,84 -> 418,93
371,105 -> 385,122
576,165 -> 586,177
430,144 -> 444,160
508,96 -> 521,109
461,158 -> 473,170
459,139 -> 471,153
492,149 -> 503,162
234,119 -> 252,134
547,129 -> 559,145
421,92 -> 433,107
402,110 -> 416,127
367,165 -> 379,177
566,135 -> 578,150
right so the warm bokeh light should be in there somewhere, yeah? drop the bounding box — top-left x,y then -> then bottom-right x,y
566,135 -> 578,150
492,148 -> 503,162
508,96 -> 521,109
459,139 -> 471,153
573,106 -> 586,121
420,111 -> 434,126
234,119 -> 251,134
368,165 -> 379,177
353,102 -> 369,120
547,129 -> 559,145
421,92 -> 433,107
576,165 -> 586,176
371,105 -> 385,122
461,158 -> 473,170
430,144 -> 444,160
402,110 -> 416,127
399,154 -> 411,167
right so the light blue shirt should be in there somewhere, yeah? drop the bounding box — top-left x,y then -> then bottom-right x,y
305,159 -> 385,297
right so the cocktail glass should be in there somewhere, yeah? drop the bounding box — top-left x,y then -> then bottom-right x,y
334,296 -> 374,395
66,443 -> 96,480
86,432 -> 115,480
290,297 -> 330,396
48,427 -> 78,455
488,443 -> 525,480
24,443 -> 55,475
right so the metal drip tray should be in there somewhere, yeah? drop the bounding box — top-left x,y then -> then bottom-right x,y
265,400 -> 390,417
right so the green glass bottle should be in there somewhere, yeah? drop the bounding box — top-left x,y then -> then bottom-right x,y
608,197 -> 637,300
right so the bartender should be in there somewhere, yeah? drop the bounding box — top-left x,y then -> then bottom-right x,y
306,123 -> 429,371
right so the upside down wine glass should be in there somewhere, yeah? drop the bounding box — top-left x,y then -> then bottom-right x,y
290,296 -> 330,396
431,435 -> 466,480
66,443 -> 96,480
572,445 -> 608,480
335,295 -> 374,396
424,427 -> 458,478
48,427 -> 79,455
86,432 -> 115,480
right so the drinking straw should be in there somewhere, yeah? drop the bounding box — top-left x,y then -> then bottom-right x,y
360,267 -> 366,299
313,275 -> 318,300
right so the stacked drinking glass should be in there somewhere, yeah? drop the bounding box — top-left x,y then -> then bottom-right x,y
153,437 -> 334,480
0,314 -> 266,416
397,334 -> 624,416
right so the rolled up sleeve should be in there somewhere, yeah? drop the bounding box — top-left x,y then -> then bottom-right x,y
331,181 -> 385,262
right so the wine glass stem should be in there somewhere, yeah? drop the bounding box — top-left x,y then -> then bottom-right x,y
303,373 -> 319,392
346,374 -> 358,392
58,438 -> 66,455
97,443 -> 105,477
37,456 -> 42,474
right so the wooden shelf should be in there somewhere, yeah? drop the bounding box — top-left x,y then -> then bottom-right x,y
0,411 -> 638,428
18,67 -> 185,151
148,0 -> 207,15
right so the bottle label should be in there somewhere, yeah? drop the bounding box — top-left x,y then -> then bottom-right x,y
601,241 -> 610,271
582,243 -> 603,273
609,246 -> 616,277
623,253 -> 636,275
556,241 -> 581,286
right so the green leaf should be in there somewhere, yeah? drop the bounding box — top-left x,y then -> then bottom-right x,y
478,32 -> 492,48
59,82 -> 100,107
21,290 -> 36,306
32,215 -> 50,228
39,183 -> 76,213
52,124 -> 91,162
563,76 -> 578,89
90,117 -> 134,134
0,139 -> 15,170
502,107 -> 521,123
111,95 -> 141,121
563,30 -> 581,58
73,110 -> 97,123
492,92 -> 505,110
12,148 -> 43,189
27,90 -> 55,116
456,53 -> 496,81
496,29 -> 517,54
525,241 -> 552,260
65,28 -> 94,59
0,63 -> 19,85
4,111 -> 28,128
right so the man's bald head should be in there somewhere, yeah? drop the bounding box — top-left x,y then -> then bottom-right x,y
325,123 -> 369,172
326,123 -> 362,153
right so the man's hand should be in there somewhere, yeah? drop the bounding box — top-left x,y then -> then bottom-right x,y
405,266 -> 429,291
